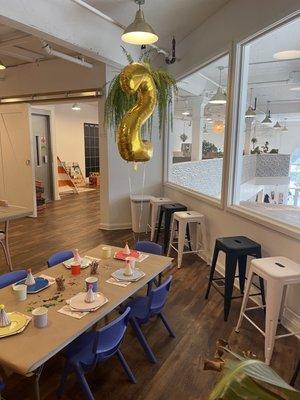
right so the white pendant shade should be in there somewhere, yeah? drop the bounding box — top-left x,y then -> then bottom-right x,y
208,87 -> 227,104
122,9 -> 158,45
245,106 -> 256,118
273,121 -> 281,129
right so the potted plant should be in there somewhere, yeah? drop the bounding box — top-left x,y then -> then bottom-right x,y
105,47 -> 177,138
180,133 -> 188,142
251,137 -> 258,150
202,140 -> 219,159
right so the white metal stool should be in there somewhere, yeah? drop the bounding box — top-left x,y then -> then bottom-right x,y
235,256 -> 300,365
0,221 -> 12,271
148,197 -> 172,241
167,211 -> 207,268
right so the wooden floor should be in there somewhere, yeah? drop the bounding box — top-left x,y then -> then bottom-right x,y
0,190 -> 299,399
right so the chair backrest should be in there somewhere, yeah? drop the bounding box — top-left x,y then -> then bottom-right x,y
149,275 -> 173,314
135,241 -> 163,256
47,250 -> 73,267
93,307 -> 131,355
0,270 -> 27,289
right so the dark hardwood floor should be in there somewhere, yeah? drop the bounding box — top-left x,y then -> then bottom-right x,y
0,190 -> 299,399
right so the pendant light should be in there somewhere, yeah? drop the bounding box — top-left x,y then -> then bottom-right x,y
261,101 -> 272,125
282,118 -> 288,132
273,121 -> 282,129
122,0 -> 158,45
209,66 -> 227,104
72,103 -> 81,111
203,124 -> 208,134
245,88 -> 256,118
0,60 -> 6,70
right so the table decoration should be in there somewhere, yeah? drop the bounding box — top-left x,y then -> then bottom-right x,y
0,305 -> 10,327
73,248 -> 82,264
69,292 -> 108,312
55,275 -> 65,292
90,260 -> 99,275
24,268 -> 35,286
85,284 -> 96,303
106,277 -> 131,287
124,260 -> 133,276
112,268 -> 145,282
114,249 -> 140,261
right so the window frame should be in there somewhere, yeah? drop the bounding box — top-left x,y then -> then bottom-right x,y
165,50 -> 232,209
226,10 -> 300,241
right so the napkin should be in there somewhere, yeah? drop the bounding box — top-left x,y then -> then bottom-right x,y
106,277 -> 131,287
57,305 -> 88,319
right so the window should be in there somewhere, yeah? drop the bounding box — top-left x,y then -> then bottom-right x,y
84,123 -> 99,177
232,16 -> 300,229
168,54 -> 229,200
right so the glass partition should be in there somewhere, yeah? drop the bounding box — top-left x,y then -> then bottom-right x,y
168,54 -> 229,200
232,16 -> 300,228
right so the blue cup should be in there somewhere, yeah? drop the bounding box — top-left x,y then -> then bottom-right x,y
85,277 -> 98,292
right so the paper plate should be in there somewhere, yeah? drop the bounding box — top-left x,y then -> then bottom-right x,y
69,292 -> 108,311
0,312 -> 28,338
63,257 -> 91,269
112,268 -> 145,282
16,277 -> 49,294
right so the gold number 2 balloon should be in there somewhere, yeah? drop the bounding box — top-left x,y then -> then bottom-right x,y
117,63 -> 157,162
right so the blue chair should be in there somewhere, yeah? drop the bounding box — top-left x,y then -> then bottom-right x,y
135,241 -> 163,256
47,250 -> 73,267
124,275 -> 175,364
57,307 -> 136,400
135,241 -> 163,293
0,270 -> 27,289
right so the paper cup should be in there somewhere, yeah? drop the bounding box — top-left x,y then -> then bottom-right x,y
71,262 -> 81,275
13,284 -> 27,301
32,307 -> 48,328
85,276 -> 98,292
101,246 -> 111,259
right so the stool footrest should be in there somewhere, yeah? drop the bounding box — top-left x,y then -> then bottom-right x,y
242,313 -> 265,336
275,331 -> 300,340
245,305 -> 266,311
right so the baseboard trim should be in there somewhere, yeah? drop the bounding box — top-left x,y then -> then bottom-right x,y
99,222 -> 132,231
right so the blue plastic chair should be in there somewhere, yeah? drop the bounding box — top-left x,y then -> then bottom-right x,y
47,250 -> 73,268
135,241 -> 163,293
124,275 -> 175,364
135,241 -> 163,256
57,307 -> 136,400
0,270 -> 27,289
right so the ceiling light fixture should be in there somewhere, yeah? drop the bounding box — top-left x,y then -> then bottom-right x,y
273,121 -> 282,129
245,88 -> 257,118
212,120 -> 225,133
290,86 -> 300,91
72,103 -> 81,111
209,66 -> 227,104
282,118 -> 288,132
0,60 -> 6,70
122,0 -> 158,45
261,101 -> 272,125
273,50 -> 300,60
182,111 -> 190,116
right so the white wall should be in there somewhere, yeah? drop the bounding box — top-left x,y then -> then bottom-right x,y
51,102 -> 98,176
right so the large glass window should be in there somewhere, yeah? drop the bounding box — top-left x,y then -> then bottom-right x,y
233,17 -> 300,229
168,54 -> 229,200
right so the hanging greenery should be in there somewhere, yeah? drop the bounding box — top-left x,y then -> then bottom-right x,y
104,47 -> 177,138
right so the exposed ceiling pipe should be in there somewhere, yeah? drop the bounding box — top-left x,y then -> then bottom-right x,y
71,0 -> 170,57
41,40 -> 93,68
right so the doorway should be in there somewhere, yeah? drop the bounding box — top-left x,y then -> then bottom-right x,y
32,113 -> 53,202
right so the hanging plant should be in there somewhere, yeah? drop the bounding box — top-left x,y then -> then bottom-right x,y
104,47 -> 177,139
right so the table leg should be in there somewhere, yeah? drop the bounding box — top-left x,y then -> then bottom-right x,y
33,365 -> 44,400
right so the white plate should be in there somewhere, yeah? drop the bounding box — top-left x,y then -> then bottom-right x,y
63,256 -> 91,269
69,292 -> 108,311
112,268 -> 145,282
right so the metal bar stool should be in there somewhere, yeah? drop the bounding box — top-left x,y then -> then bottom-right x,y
155,203 -> 191,253
235,256 -> 300,365
205,236 -> 265,321
167,211 -> 207,268
148,197 -> 172,241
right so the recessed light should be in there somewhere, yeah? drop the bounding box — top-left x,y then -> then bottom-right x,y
182,111 -> 190,116
72,103 -> 81,111
273,50 -> 300,60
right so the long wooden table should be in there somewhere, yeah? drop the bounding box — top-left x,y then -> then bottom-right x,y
0,245 -> 172,398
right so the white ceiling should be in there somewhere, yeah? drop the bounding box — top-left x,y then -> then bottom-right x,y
85,0 -> 231,49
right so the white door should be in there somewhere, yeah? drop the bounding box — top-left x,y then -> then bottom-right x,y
0,103 -> 35,213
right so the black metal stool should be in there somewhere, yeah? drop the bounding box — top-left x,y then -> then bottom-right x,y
205,236 -> 265,321
155,203 -> 191,253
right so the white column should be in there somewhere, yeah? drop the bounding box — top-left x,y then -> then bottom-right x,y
191,97 -> 203,161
